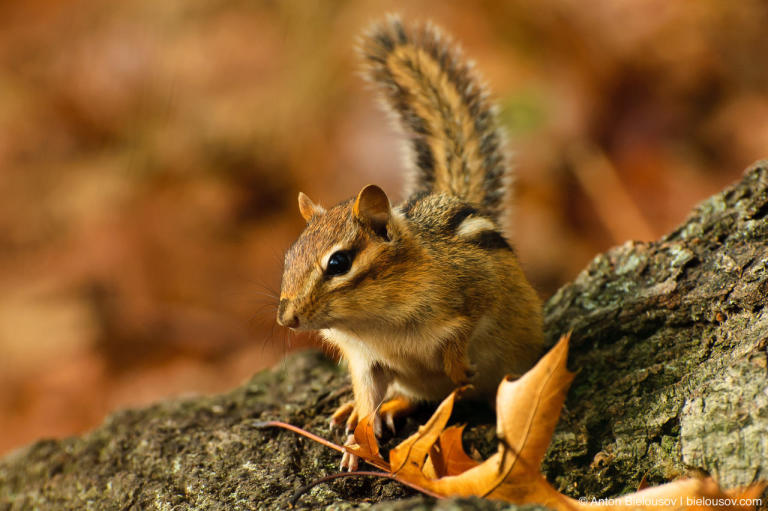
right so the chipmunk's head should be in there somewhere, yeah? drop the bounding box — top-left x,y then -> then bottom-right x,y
277,184 -> 401,330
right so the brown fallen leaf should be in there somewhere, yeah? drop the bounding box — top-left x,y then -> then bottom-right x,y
345,334 -> 766,510
597,477 -> 767,511
423,425 -> 480,478
388,386 -> 469,475
266,333 -> 765,509
382,333 -> 576,507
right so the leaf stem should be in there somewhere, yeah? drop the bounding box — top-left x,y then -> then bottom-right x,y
252,420 -> 344,453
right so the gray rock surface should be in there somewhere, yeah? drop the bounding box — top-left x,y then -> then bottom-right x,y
1,162 -> 767,510
544,161 -> 768,496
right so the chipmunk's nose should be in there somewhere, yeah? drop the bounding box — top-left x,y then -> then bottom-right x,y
277,298 -> 300,328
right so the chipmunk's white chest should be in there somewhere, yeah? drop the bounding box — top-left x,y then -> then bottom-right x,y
320,328 -> 384,367
320,322 -> 454,371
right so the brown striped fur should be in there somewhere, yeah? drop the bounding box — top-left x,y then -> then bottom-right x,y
277,17 -> 544,469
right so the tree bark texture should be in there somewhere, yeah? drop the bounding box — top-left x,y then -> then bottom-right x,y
1,162 -> 766,510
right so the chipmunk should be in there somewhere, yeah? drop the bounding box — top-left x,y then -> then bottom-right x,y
277,16 -> 545,470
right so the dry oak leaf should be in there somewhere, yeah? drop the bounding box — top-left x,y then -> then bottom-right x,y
347,334 -> 765,510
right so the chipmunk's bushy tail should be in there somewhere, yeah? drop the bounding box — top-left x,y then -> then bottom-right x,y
360,16 -> 509,219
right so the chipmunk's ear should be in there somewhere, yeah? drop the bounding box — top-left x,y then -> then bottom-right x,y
298,192 -> 325,222
354,184 -> 390,237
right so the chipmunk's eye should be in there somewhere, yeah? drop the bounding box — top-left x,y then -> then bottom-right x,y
326,250 -> 352,276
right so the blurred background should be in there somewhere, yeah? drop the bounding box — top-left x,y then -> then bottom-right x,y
1,0 -> 767,456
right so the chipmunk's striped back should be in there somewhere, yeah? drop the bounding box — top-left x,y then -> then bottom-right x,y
361,16 -> 508,221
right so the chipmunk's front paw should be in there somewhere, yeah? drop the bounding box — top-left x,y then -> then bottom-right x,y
340,433 -> 359,471
332,404 -> 363,471
330,400 -> 358,434
331,401 -> 385,437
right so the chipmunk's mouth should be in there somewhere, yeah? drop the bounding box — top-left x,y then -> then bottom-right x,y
276,298 -> 301,329
276,296 -> 342,331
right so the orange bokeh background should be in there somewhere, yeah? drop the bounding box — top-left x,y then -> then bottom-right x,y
1,0 -> 766,455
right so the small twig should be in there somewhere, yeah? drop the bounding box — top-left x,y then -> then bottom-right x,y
253,420 -> 344,453
290,470 -> 443,507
